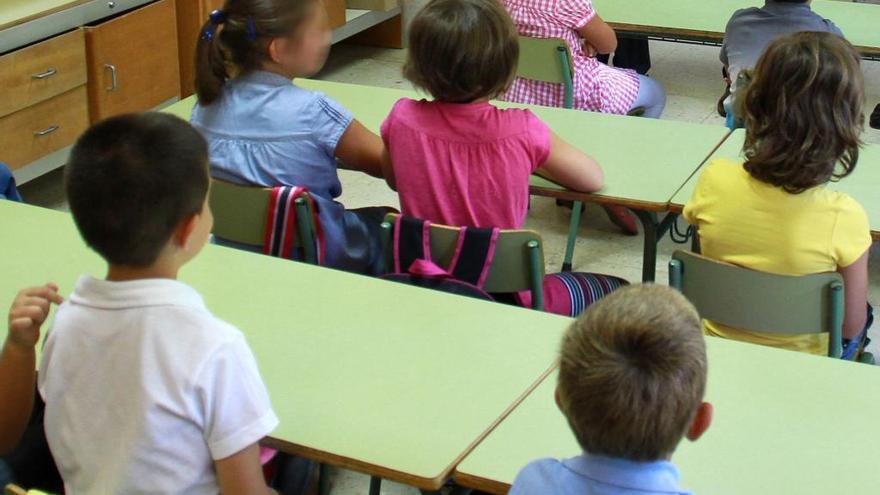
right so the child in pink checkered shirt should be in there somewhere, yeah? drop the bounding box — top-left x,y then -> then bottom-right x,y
502,0 -> 666,118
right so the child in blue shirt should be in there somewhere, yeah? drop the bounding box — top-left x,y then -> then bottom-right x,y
718,0 -> 843,117
190,0 -> 392,275
510,285 -> 713,495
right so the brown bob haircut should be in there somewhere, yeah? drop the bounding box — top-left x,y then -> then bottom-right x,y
404,0 -> 519,103
741,31 -> 865,194
557,285 -> 707,461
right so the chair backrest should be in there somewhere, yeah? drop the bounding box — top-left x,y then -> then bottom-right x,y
669,250 -> 844,357
209,179 -> 319,264
380,214 -> 547,309
517,36 -> 574,109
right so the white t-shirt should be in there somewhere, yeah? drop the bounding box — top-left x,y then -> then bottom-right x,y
38,277 -> 279,494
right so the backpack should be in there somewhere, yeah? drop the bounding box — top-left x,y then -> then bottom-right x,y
381,216 -> 500,302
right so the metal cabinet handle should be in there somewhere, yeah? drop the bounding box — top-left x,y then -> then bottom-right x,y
31,68 -> 58,80
34,125 -> 60,137
104,64 -> 118,92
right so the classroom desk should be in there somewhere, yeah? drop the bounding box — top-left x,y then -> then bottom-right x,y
592,0 -> 880,60
671,129 -> 880,240
455,336 -> 880,494
0,200 -> 569,492
163,80 -> 730,282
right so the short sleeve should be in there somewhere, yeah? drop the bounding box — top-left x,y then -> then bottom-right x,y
682,161 -> 718,226
197,333 -> 279,460
380,99 -> 407,148
831,196 -> 871,267
555,0 -> 597,30
310,93 -> 355,157
525,111 -> 552,171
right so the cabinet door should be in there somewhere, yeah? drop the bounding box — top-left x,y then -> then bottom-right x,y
85,0 -> 181,122
177,0 -> 224,98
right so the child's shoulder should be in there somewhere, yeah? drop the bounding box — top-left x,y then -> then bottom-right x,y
510,457 -> 569,493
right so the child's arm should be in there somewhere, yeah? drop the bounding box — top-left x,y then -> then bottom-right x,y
578,15 -> 618,55
0,283 -> 63,454
336,120 -> 385,179
838,249 -> 869,340
215,443 -> 277,495
536,131 -> 604,192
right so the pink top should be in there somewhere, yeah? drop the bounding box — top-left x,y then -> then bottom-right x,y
502,0 -> 640,114
381,98 -> 552,229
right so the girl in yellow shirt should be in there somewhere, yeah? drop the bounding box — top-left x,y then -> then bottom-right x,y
684,32 -> 872,358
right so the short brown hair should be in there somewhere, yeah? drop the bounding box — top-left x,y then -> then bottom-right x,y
741,31 -> 865,194
557,284 -> 707,461
404,0 -> 518,103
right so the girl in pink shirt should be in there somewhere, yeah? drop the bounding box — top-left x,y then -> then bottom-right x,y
380,0 -> 627,316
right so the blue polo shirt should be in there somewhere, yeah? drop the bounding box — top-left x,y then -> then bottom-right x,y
509,453 -> 691,495
721,0 -> 844,81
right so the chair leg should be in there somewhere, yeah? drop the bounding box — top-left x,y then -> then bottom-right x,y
369,476 -> 382,495
562,201 -> 583,272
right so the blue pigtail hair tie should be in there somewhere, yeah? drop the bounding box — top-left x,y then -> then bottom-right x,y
246,16 -> 258,41
201,9 -> 227,41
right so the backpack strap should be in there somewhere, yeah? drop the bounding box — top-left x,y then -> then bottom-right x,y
447,226 -> 500,288
264,186 -> 325,263
393,216 -> 432,273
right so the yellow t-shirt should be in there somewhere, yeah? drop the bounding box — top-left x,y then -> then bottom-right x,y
683,158 -> 872,355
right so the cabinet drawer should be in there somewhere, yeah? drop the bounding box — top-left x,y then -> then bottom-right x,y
86,0 -> 180,122
0,29 -> 87,119
0,86 -> 89,170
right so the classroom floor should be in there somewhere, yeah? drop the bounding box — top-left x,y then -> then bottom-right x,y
17,40 -> 880,495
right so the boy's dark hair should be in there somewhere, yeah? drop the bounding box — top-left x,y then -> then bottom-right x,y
404,0 -> 519,103
741,31 -> 864,194
195,0 -> 321,105
557,284 -> 707,461
65,113 -> 210,267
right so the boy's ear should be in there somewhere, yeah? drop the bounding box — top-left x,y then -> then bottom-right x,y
554,385 -> 564,412
172,213 -> 200,250
686,402 -> 713,442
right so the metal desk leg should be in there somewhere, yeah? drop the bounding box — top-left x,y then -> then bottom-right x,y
631,210 -> 679,282
370,476 -> 382,495
562,200 -> 584,272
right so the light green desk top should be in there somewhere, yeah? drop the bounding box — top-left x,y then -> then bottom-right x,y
165,79 -> 729,211
0,200 -> 569,490
456,337 -> 880,494
592,0 -> 880,55
671,129 -> 880,238
0,0 -> 86,31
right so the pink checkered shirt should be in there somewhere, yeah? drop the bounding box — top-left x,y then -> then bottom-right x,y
502,0 -> 640,114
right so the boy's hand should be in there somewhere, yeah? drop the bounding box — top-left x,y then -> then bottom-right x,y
7,283 -> 64,350
582,40 -> 598,57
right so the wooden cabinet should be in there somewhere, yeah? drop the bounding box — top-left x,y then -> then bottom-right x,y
0,29 -> 87,118
85,0 -> 181,122
0,87 -> 90,170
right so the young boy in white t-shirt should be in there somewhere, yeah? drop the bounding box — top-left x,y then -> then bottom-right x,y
38,113 -> 278,494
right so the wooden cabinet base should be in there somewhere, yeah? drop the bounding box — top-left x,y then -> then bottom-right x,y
0,86 -> 90,170
345,14 -> 403,49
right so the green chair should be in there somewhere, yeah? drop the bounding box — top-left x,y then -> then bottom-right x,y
379,214 -> 547,310
518,36 -> 645,272
209,180 -> 320,265
668,250 -> 848,359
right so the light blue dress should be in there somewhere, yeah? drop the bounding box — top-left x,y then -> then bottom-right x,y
190,70 -> 386,274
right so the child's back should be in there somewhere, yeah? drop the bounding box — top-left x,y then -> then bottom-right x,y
689,32 -> 871,357
190,0 -> 391,275
722,1 -> 843,87
38,113 -> 277,494
510,285 -> 712,495
40,278 -> 273,493
382,98 -> 549,229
